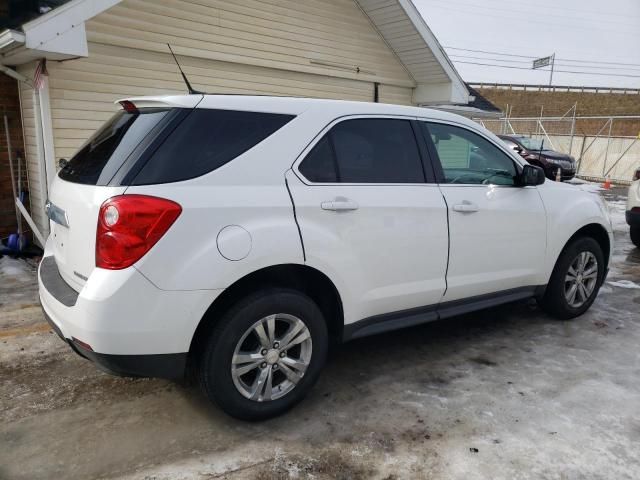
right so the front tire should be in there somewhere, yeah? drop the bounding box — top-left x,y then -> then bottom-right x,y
631,226 -> 640,248
538,237 -> 605,319
198,288 -> 328,421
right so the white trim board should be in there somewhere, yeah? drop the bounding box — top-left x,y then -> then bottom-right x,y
1,0 -> 121,60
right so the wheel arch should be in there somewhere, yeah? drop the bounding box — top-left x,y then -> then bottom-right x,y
566,223 -> 611,267
537,221 -> 611,302
544,222 -> 611,291
188,264 -> 344,363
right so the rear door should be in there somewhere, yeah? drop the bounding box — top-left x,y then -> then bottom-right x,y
420,120 -> 547,301
287,116 -> 449,325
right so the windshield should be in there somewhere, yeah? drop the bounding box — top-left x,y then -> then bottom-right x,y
517,137 -> 546,151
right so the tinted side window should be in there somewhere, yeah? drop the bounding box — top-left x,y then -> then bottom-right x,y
59,109 -> 171,185
331,119 -> 424,183
133,109 -> 294,185
424,123 -> 517,186
299,136 -> 338,183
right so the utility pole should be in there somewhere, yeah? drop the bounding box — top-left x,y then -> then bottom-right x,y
549,53 -> 556,86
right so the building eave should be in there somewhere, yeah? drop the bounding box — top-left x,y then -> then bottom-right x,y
0,0 -> 121,66
397,0 -> 469,104
356,0 -> 470,105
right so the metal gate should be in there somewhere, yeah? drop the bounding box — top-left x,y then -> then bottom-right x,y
475,112 -> 640,184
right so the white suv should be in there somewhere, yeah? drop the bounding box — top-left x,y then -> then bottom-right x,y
627,167 -> 640,247
39,95 -> 613,420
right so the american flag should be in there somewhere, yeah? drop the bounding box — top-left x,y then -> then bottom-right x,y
33,59 -> 48,90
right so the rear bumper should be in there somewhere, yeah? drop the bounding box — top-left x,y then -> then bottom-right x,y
42,306 -> 187,378
626,209 -> 640,227
38,254 -> 219,379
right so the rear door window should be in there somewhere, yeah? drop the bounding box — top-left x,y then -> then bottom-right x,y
298,136 -> 338,183
298,118 -> 425,183
132,109 -> 294,185
58,108 -> 172,185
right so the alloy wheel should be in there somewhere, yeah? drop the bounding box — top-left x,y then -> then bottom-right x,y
564,251 -> 598,308
231,314 -> 312,402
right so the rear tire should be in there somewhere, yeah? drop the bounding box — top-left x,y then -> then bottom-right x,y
538,236 -> 605,319
631,226 -> 640,248
198,288 -> 328,421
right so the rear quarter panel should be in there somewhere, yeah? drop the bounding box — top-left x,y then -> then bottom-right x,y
127,182 -> 303,291
125,110 -> 328,291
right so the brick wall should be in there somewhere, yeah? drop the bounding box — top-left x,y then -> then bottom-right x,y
475,87 -> 640,137
0,73 -> 27,240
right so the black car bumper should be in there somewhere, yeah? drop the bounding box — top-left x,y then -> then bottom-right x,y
544,165 -> 575,181
626,209 -> 640,227
42,305 -> 187,379
39,258 -> 188,380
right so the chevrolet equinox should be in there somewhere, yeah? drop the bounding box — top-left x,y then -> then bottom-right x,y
39,95 -> 613,420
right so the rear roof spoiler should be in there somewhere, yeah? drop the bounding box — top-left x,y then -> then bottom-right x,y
114,95 -> 204,110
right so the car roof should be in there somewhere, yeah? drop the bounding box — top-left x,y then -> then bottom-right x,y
117,94 -> 482,130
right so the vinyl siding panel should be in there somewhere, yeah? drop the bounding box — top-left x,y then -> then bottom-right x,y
378,84 -> 413,105
86,0 -> 414,87
45,42 -> 384,156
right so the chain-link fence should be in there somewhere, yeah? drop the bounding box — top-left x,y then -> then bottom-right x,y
475,116 -> 640,184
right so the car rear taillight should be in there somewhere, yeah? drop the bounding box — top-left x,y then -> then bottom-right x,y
633,168 -> 640,182
96,195 -> 181,270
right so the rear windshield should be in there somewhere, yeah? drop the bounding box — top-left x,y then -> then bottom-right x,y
59,107 -> 295,186
59,108 -> 171,185
131,109 -> 294,185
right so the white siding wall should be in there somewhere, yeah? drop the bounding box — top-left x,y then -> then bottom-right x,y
20,0 -> 416,237
47,41 -> 413,161
88,0 -> 415,87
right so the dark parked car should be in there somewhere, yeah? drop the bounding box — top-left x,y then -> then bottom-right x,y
498,135 -> 576,181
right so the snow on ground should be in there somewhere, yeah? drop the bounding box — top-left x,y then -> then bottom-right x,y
1,183 -> 639,480
0,256 -> 39,312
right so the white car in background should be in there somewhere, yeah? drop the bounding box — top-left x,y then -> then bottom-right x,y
39,95 -> 613,420
627,167 -> 640,247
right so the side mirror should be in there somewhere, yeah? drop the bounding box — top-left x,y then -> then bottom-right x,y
58,158 -> 68,169
520,164 -> 545,186
514,146 -> 523,154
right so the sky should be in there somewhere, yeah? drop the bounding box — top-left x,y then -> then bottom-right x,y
413,0 -> 640,88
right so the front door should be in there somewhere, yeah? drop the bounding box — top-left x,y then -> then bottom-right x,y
420,121 -> 547,301
287,116 -> 449,325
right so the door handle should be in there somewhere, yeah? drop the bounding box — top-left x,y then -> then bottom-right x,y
321,199 -> 359,211
452,202 -> 479,213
